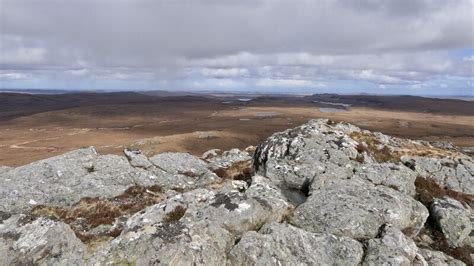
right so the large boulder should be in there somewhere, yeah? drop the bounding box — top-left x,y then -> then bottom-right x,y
0,215 -> 85,265
403,156 -> 474,194
89,184 -> 292,265
290,178 -> 428,239
363,224 -> 419,265
228,222 -> 363,265
0,148 -> 220,214
252,119 -> 419,196
417,248 -> 466,266
430,197 -> 472,248
203,148 -> 251,170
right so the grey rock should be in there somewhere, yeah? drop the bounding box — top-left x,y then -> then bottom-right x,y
123,148 -> 153,169
403,156 -> 474,194
354,163 -> 417,196
0,166 -> 11,174
204,148 -> 251,170
0,148 -> 222,214
290,178 -> 428,239
89,186 -> 288,265
89,189 -> 234,265
431,197 -> 472,248
363,224 -> 418,265
245,175 -> 295,222
0,215 -> 85,265
431,141 -> 458,151
417,248 -> 466,266
0,148 -> 160,213
253,119 -> 360,191
253,119 -> 417,196
149,152 -> 210,175
202,148 -> 222,160
228,222 -> 364,265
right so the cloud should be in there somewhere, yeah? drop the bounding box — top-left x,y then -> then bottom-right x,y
0,0 -> 473,94
255,78 -> 325,88
199,68 -> 250,78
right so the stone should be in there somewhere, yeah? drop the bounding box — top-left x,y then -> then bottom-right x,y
123,148 -> 153,169
204,148 -> 251,170
89,186 -> 289,264
431,197 -> 472,248
363,224 -> 418,265
354,162 -> 416,195
228,222 -> 364,265
417,248 -> 466,266
0,215 -> 85,265
149,152 -> 209,176
403,156 -> 474,194
290,178 -> 428,239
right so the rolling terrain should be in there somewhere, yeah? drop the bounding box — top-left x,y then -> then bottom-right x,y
0,91 -> 473,166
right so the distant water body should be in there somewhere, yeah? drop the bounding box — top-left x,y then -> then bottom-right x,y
319,107 -> 346,113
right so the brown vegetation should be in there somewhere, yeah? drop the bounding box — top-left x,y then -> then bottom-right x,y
349,132 -> 401,163
32,185 -> 166,244
415,176 -> 474,208
212,160 -> 253,181
163,205 -> 187,222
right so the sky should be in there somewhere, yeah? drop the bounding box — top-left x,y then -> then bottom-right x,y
0,0 -> 473,95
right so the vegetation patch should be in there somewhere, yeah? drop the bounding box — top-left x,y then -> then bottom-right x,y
349,132 -> 401,163
415,176 -> 473,208
163,205 -> 187,222
212,160 -> 252,181
177,170 -> 200,178
32,185 -> 166,245
416,221 -> 473,264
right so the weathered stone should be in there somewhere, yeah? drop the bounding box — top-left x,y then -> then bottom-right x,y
149,152 -> 209,175
123,148 -> 153,169
245,175 -> 295,222
253,119 -> 418,196
204,148 -> 251,170
0,215 -> 85,265
403,156 -> 474,194
354,163 -> 416,195
431,197 -> 472,248
0,148 -> 222,214
363,224 -> 418,265
290,178 -> 428,239
417,248 -> 466,266
228,222 -> 364,265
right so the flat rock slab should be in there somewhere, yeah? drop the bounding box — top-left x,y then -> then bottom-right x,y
229,222 -> 364,265
290,178 -> 428,239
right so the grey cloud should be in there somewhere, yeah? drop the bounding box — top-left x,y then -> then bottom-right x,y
0,0 -> 473,92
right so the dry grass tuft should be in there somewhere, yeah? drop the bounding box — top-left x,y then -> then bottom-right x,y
349,132 -> 401,163
415,176 -> 474,208
163,205 -> 187,223
32,185 -> 166,245
212,160 -> 252,181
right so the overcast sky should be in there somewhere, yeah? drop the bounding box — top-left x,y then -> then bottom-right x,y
1,0 -> 473,95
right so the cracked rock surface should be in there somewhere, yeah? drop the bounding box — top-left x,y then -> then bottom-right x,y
0,119 -> 472,265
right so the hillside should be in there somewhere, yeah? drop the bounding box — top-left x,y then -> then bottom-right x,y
0,119 -> 472,264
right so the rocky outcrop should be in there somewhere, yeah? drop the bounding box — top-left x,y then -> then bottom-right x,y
0,148 -> 219,214
0,119 -> 472,264
290,178 -> 428,239
431,197 -> 472,248
229,222 -> 364,265
0,215 -> 85,265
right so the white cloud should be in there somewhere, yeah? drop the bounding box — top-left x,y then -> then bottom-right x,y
255,78 -> 326,88
200,68 -> 249,78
